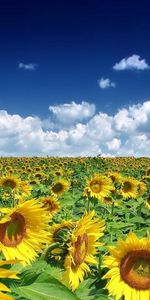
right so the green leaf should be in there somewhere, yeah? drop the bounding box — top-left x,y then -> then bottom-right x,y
75,279 -> 94,300
12,282 -> 80,300
129,216 -> 145,224
109,222 -> 134,229
12,272 -> 80,300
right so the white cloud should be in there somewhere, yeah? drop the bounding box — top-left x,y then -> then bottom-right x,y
114,101 -> 150,133
1,100 -> 150,157
49,101 -> 95,128
98,77 -> 116,89
113,54 -> 149,71
107,138 -> 121,151
18,62 -> 38,70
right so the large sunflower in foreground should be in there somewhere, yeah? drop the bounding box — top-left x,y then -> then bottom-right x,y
0,259 -> 19,300
84,174 -> 114,200
103,232 -> 150,300
64,211 -> 105,290
51,179 -> 70,196
0,199 -> 50,265
119,177 -> 138,199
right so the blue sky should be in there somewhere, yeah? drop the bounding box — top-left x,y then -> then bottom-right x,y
1,0 -> 150,156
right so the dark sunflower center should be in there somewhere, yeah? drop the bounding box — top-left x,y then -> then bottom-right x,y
3,179 -> 17,189
90,180 -> 102,193
35,167 -> 41,171
30,180 -> 37,185
35,173 -> 42,177
104,197 -> 112,204
0,212 -> 26,247
55,171 -> 61,176
123,182 -> 133,192
73,234 -> 88,266
120,250 -> 150,290
52,183 -> 63,193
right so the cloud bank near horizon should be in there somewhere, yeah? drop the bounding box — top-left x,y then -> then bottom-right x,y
0,100 -> 150,157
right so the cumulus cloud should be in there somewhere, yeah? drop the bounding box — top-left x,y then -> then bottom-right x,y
107,138 -> 121,151
1,100 -> 150,157
113,54 -> 149,71
18,62 -> 38,70
49,101 -> 95,128
98,77 -> 116,89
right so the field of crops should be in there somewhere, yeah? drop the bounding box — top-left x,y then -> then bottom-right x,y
0,156 -> 150,300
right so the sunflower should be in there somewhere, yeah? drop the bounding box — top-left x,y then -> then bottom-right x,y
20,181 -> 32,197
64,211 -> 105,290
136,181 -> 147,197
103,232 -> 150,300
54,169 -> 63,177
51,179 -> 70,196
84,174 -> 114,201
0,259 -> 19,300
49,220 -> 74,245
34,172 -> 45,179
0,199 -> 50,265
102,195 -> 120,206
29,179 -> 39,185
107,172 -> 122,183
119,177 -> 138,199
40,196 -> 60,216
48,220 -> 74,261
0,175 -> 21,191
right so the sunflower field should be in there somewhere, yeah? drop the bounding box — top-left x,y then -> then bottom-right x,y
0,156 -> 150,300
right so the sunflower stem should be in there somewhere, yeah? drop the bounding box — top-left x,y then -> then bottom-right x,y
11,191 -> 16,208
87,197 -> 90,212
111,201 -> 114,216
40,242 -> 60,260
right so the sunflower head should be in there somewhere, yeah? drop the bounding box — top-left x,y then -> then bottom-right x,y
0,175 -> 21,191
51,179 -> 70,196
0,199 -> 50,265
40,196 -> 60,216
102,195 -> 120,206
85,174 -> 114,201
49,220 -> 74,245
103,232 -> 150,300
46,220 -> 74,263
54,169 -> 63,177
136,181 -> 147,196
64,211 -> 105,290
107,172 -> 122,183
120,177 -> 138,199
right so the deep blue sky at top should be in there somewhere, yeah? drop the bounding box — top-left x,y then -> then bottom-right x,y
0,0 -> 150,118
